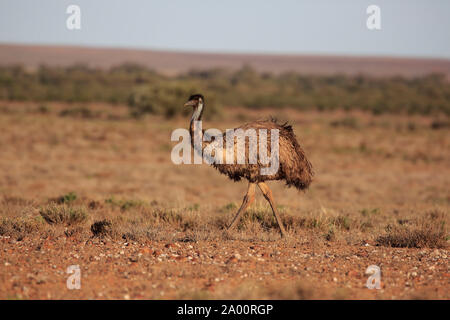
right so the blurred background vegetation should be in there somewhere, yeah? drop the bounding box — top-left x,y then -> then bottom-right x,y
0,64 -> 449,118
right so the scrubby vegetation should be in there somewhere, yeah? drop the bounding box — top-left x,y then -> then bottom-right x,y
1,194 -> 447,249
376,211 -> 447,248
1,64 -> 449,117
39,203 -> 88,226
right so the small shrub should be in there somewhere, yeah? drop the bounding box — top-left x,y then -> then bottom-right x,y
332,215 -> 351,231
39,204 -> 88,225
56,192 -> 77,204
360,208 -> 380,217
0,217 -> 41,240
105,197 -> 145,211
430,120 -> 450,130
376,211 -> 447,248
151,208 -> 183,224
88,200 -> 102,210
90,220 -> 113,238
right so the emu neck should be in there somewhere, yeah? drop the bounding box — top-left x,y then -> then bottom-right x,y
189,102 -> 204,148
190,102 -> 203,123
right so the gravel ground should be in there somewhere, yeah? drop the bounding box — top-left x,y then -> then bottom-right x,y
1,235 -> 448,299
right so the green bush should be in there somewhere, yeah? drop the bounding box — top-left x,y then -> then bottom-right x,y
0,64 -> 448,116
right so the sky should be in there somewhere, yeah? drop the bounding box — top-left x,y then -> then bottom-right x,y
0,0 -> 449,59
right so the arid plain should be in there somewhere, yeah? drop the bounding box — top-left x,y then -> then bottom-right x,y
0,102 -> 448,299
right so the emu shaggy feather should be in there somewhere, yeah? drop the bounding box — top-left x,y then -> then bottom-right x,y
191,117 -> 314,191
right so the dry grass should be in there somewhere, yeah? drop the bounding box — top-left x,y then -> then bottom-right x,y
0,216 -> 42,240
0,102 -> 448,246
376,211 -> 447,248
39,203 -> 88,226
0,195 -> 447,250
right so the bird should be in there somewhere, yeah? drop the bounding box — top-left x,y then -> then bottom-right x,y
183,94 -> 313,237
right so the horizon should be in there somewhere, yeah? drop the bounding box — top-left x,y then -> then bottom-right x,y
1,41 -> 450,61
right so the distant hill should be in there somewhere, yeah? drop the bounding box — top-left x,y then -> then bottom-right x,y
0,43 -> 449,78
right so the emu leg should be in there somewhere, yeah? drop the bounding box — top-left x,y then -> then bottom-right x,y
227,182 -> 256,231
257,182 -> 287,238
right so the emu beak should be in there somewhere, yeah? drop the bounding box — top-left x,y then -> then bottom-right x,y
184,100 -> 196,108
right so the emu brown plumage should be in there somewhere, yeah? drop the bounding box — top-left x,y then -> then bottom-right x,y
184,94 -> 313,237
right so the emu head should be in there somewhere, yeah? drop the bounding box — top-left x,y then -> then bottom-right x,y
184,94 -> 204,121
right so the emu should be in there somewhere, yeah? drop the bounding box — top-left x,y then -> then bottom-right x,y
184,94 -> 313,237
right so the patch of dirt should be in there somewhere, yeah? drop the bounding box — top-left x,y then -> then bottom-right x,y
0,235 -> 448,299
